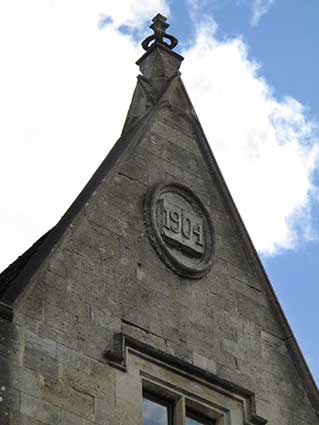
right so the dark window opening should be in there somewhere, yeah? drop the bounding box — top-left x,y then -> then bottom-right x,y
186,410 -> 215,425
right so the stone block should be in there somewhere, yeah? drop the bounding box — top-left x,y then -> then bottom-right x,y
229,276 -> 267,307
236,291 -> 283,337
62,367 -> 101,399
150,120 -> 195,153
226,262 -> 259,289
91,305 -> 121,333
39,302 -> 86,352
23,345 -> 59,379
20,393 -> 63,424
223,338 -> 246,361
94,397 -> 113,425
260,330 -> 287,354
9,364 -> 41,398
0,323 -> 23,365
41,376 -> 94,421
57,344 -> 90,374
192,352 -> 217,374
166,340 -> 193,364
90,360 -> 116,398
62,410 -> 86,425
25,331 -> 57,359
81,321 -> 114,362
121,320 -> 167,352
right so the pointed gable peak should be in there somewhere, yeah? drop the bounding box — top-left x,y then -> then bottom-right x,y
121,15 -> 185,135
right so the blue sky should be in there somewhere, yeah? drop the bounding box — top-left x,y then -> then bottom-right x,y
0,0 -> 318,386
167,0 -> 319,384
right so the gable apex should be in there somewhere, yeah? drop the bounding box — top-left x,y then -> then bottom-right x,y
0,15 -> 318,424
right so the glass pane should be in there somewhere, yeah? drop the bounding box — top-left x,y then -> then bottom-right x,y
142,397 -> 169,425
186,418 -> 202,425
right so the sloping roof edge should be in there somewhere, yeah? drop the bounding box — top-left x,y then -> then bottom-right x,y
176,77 -> 319,418
0,97 -> 164,310
0,123 -> 143,308
0,229 -> 52,300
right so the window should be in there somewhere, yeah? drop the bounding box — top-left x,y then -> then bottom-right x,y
142,395 -> 215,425
142,395 -> 171,425
142,382 -> 215,425
104,334 -> 267,425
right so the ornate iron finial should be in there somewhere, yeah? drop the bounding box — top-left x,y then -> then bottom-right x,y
142,14 -> 178,51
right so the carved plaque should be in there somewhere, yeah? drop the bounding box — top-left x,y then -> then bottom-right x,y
144,182 -> 214,278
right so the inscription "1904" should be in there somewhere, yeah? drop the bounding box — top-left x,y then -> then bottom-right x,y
145,182 -> 214,278
159,198 -> 204,257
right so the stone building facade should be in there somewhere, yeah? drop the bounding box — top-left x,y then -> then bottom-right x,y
0,14 -> 318,425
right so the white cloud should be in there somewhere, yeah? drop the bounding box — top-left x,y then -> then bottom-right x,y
98,0 -> 169,29
0,0 -> 169,270
0,0 -> 317,272
182,22 -> 319,255
251,0 -> 275,26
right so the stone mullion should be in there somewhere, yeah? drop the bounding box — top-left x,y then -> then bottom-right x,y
173,395 -> 186,425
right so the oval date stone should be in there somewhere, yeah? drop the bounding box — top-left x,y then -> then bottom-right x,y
144,182 -> 214,278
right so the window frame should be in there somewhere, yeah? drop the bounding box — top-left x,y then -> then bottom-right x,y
142,376 -> 221,425
186,409 -> 215,425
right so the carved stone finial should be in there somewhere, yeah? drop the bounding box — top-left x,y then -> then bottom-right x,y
142,14 -> 178,51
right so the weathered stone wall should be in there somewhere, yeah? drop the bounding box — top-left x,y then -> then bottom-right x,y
0,73 -> 318,424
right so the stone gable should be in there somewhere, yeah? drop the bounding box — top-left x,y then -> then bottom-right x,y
0,14 -> 318,425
